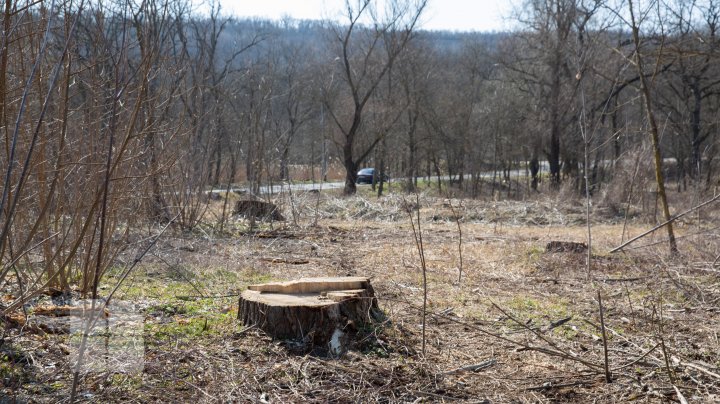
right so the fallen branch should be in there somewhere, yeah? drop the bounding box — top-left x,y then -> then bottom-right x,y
526,381 -> 587,391
435,307 -> 454,316
673,385 -> 689,404
599,322 -> 718,380
412,390 -> 463,401
490,302 -> 602,370
611,343 -> 661,371
259,257 -> 310,265
32,305 -> 108,317
546,316 -> 573,331
595,277 -> 647,283
672,356 -> 720,380
442,358 -> 497,375
610,193 -> 720,253
396,299 -> 603,371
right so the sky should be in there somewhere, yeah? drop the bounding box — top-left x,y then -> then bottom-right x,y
215,0 -> 518,33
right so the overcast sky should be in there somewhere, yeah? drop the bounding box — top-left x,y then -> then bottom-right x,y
215,0 -> 518,32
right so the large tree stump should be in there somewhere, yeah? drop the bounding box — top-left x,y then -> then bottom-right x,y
238,277 -> 378,353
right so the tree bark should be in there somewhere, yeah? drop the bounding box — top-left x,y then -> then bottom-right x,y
628,0 -> 678,255
238,277 -> 378,347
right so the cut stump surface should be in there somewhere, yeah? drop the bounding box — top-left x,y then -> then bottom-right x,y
238,277 -> 378,351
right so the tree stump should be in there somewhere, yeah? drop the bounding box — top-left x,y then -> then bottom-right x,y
545,241 -> 588,253
238,277 -> 378,353
233,199 -> 284,221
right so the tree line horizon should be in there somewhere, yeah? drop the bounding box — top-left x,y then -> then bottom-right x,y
0,0 -> 716,262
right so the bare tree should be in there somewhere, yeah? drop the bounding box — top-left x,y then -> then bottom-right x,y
655,0 -> 720,188
171,5 -> 260,228
0,0 -> 176,311
325,0 -> 427,195
269,23 -> 317,182
503,0 -> 601,188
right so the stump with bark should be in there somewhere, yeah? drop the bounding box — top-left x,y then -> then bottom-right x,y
238,277 -> 379,353
545,241 -> 588,253
233,199 -> 285,221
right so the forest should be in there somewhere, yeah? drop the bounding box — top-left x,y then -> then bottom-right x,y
1,0 -> 720,402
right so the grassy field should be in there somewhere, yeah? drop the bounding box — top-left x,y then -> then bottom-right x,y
2,186 -> 720,402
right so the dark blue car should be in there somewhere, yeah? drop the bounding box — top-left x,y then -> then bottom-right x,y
356,168 -> 389,184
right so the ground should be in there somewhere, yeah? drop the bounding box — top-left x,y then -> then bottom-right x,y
2,186 -> 719,403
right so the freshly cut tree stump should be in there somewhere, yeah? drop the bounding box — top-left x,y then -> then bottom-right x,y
238,277 -> 378,351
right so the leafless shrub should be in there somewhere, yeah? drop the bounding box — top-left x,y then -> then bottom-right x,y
598,146 -> 655,222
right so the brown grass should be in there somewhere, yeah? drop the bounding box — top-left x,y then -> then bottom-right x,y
2,189 -> 719,402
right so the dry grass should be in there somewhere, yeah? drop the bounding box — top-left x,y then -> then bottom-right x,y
2,188 -> 720,402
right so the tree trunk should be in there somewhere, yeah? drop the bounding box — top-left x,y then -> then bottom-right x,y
377,139 -> 386,197
690,79 -> 702,179
280,144 -> 290,181
548,47 -> 562,187
530,157 -> 540,191
343,136 -> 358,195
629,0 -> 678,255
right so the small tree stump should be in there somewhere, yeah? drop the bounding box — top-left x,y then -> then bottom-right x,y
233,199 -> 284,221
238,277 -> 378,353
545,241 -> 588,253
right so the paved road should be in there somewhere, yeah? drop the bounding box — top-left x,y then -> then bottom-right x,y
210,181 -> 345,196
213,168 -> 530,195
258,181 -> 346,194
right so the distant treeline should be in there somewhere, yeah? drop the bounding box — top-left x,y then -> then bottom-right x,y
2,0 -> 719,226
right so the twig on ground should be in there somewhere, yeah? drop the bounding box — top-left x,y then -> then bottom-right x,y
491,302 -> 601,370
595,277 -> 647,283
525,381 -> 587,391
673,385 -> 689,404
597,291 -> 612,383
610,343 -> 661,371
672,356 -> 720,380
441,358 -> 497,375
546,316 -> 573,332
258,257 -> 310,265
